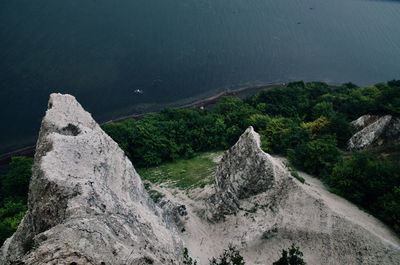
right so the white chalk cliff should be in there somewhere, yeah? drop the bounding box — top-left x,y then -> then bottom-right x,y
206,127 -> 287,221
348,115 -> 400,150
0,94 -> 182,265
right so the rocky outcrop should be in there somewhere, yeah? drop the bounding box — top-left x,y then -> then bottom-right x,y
348,115 -> 400,150
206,126 -> 289,221
0,94 -> 182,265
200,127 -> 400,264
159,200 -> 188,233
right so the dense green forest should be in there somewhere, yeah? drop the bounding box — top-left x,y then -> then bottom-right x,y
1,80 -> 399,246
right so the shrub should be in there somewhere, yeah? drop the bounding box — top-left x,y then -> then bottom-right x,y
183,248 -> 198,265
288,135 -> 342,178
0,201 -> 27,245
209,245 -> 245,265
273,244 -> 306,265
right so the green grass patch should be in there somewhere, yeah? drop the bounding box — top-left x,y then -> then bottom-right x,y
148,189 -> 165,203
285,162 -> 305,184
137,152 -> 221,190
143,182 -> 165,203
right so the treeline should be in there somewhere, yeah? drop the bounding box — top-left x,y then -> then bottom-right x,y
103,80 -> 400,232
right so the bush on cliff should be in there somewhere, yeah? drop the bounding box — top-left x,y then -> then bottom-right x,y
272,244 -> 306,265
209,245 -> 245,265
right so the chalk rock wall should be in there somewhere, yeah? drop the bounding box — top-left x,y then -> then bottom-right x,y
203,127 -> 400,264
206,126 -> 288,221
348,115 -> 400,150
0,94 -> 182,265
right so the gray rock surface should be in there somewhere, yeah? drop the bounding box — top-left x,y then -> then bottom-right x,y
159,200 -> 188,233
206,126 -> 287,221
348,115 -> 400,150
200,127 -> 400,264
350,115 -> 379,131
0,94 -> 182,265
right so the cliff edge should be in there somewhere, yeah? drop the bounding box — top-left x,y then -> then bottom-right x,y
0,94 -> 182,265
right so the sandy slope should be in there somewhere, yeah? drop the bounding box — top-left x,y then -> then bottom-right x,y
152,155 -> 400,265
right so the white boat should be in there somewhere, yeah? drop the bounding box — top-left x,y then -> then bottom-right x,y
133,89 -> 143,94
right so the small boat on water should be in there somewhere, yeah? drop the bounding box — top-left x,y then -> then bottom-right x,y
133,89 -> 144,94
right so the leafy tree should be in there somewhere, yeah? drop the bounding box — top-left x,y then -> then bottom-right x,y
249,85 -> 309,117
311,102 -> 334,120
322,113 -> 352,148
102,122 -> 131,151
288,135 -> 342,178
373,186 -> 400,233
273,244 -> 306,265
379,80 -> 400,115
183,248 -> 198,265
209,245 -> 245,265
225,125 -> 243,147
1,156 -> 33,204
387,79 -> 400,88
346,86 -> 382,116
247,114 -> 270,131
259,117 -> 310,154
302,116 -> 330,139
0,156 -> 33,246
327,152 -> 400,231
0,201 -> 27,244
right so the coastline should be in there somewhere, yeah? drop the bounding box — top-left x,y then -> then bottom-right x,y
0,82 -> 340,165
103,83 -> 286,124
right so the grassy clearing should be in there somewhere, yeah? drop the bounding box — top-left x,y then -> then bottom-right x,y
137,152 -> 222,190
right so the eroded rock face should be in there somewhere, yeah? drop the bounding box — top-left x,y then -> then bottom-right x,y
159,200 -> 188,233
206,126 -> 288,221
0,94 -> 182,265
348,115 -> 400,150
350,115 -> 379,131
201,127 -> 400,264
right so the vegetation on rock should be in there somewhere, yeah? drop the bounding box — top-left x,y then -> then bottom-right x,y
272,244 -> 306,265
183,248 -> 198,265
183,244 -> 306,265
209,245 -> 245,265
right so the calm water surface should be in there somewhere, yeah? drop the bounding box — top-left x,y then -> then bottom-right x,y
1,0 -> 400,153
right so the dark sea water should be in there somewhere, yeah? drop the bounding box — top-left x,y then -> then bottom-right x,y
1,0 -> 400,154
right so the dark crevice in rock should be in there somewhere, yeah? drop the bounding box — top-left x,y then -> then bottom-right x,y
60,124 -> 81,136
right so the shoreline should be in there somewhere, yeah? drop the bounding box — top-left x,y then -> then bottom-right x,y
103,83 -> 285,124
0,82 -> 340,165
